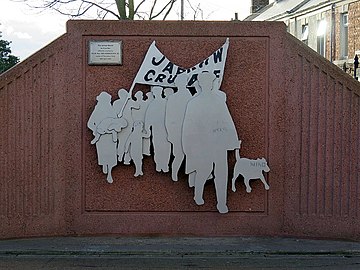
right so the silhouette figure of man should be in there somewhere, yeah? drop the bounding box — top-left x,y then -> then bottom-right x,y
145,86 -> 171,172
165,73 -> 193,181
182,72 -> 239,213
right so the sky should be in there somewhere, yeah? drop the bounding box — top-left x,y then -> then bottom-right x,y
0,0 -> 252,62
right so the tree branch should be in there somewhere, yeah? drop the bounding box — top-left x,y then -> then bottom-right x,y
150,0 -> 176,20
149,0 -> 157,19
18,0 -> 177,20
134,0 -> 147,15
162,0 -> 176,20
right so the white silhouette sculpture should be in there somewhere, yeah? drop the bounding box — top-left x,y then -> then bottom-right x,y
165,74 -> 193,181
231,141 -> 270,193
142,92 -> 154,156
125,121 -> 149,177
87,92 -> 127,183
113,89 -> 139,164
145,86 -> 171,173
182,72 -> 239,214
87,39 -> 270,214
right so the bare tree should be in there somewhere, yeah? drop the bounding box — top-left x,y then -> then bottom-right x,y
21,0 -> 177,20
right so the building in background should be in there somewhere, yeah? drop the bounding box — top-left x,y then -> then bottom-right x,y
250,0 -> 271,13
246,0 -> 360,77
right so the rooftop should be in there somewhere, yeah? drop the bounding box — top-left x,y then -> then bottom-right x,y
247,0 -> 342,21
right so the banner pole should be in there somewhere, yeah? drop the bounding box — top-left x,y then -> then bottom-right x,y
118,81 -> 135,118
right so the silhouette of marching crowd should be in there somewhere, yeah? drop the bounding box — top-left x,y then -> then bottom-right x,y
88,71 -> 270,213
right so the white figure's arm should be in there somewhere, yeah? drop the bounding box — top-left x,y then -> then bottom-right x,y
144,119 -> 151,136
87,113 -> 101,144
87,114 -> 97,134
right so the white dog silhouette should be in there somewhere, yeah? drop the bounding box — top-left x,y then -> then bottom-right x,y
231,141 -> 270,193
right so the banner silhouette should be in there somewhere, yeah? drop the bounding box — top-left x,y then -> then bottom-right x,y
129,39 -> 229,95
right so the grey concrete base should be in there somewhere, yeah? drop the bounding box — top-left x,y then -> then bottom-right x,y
1,255 -> 360,270
1,237 -> 360,256
1,237 -> 360,269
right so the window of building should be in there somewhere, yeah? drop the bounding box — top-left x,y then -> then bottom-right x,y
317,20 -> 326,57
301,24 -> 309,45
340,13 -> 348,59
317,20 -> 327,36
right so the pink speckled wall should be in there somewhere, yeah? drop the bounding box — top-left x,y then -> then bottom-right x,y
0,21 -> 359,239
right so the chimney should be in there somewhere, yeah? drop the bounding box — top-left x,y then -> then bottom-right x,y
251,0 -> 269,14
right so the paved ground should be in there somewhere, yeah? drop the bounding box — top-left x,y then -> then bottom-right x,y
0,236 -> 360,269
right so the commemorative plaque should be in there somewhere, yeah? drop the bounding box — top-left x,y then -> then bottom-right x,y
89,40 -> 122,65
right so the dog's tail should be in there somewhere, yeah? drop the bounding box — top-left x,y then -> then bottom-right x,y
235,140 -> 242,161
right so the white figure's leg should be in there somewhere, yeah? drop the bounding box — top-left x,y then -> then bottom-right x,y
143,138 -> 151,156
124,152 -> 131,165
102,165 -> 108,174
161,142 -> 171,173
118,131 -> 131,162
117,138 -> 124,162
244,178 -> 252,193
172,170 -> 179,181
153,143 -> 161,172
134,159 -> 143,177
260,174 -> 270,190
106,165 -> 114,184
231,174 -> 238,192
188,172 -> 196,187
194,165 -> 212,206
214,153 -> 229,214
